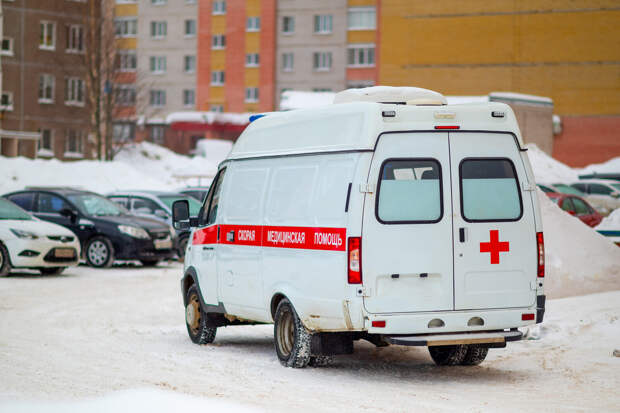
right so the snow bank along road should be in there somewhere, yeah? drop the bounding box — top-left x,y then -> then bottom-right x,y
0,264 -> 618,412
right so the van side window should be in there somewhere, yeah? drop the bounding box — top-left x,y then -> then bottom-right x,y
200,168 -> 226,226
460,158 -> 522,222
376,159 -> 443,223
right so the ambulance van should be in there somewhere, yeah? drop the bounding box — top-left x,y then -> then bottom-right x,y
173,87 -> 546,368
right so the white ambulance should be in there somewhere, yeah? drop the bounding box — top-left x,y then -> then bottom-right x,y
173,87 -> 546,368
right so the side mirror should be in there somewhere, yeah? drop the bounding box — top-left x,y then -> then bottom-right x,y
60,208 -> 78,223
172,200 -> 190,230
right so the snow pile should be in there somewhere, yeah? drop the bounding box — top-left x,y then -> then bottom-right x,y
333,86 -> 447,105
194,139 -> 233,163
579,156 -> 620,175
279,90 -> 336,110
596,208 -> 620,230
539,190 -> 620,298
0,388 -> 261,413
526,143 -> 579,183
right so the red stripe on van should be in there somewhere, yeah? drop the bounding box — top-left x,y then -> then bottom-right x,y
192,225 -> 346,252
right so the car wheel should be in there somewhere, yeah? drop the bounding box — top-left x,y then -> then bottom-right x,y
185,285 -> 217,344
0,242 -> 11,277
274,298 -> 311,368
177,235 -> 189,261
140,260 -> 159,267
428,345 -> 468,366
85,236 -> 114,268
40,267 -> 66,275
460,345 -> 489,366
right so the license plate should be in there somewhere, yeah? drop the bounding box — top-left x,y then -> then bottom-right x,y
55,248 -> 74,258
154,239 -> 172,250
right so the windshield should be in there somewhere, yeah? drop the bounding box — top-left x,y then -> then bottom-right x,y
67,194 -> 127,216
553,184 -> 585,196
159,195 -> 202,216
0,198 -> 33,220
611,183 -> 620,191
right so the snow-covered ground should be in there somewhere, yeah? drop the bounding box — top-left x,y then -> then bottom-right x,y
0,264 -> 618,412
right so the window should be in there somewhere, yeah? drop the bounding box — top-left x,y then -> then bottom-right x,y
245,53 -> 259,67
571,197 -> 592,215
184,55 -> 196,73
282,52 -> 294,71
151,0 -> 166,4
38,74 -> 55,103
246,17 -> 260,31
211,71 -> 225,85
212,34 -> 225,49
149,90 -> 166,106
282,16 -> 295,34
0,92 -> 13,111
65,78 -> 85,106
347,44 -> 375,67
185,19 -> 196,36
65,130 -> 84,155
589,184 -> 613,195
313,52 -> 332,71
560,198 -> 574,213
1,37 -> 14,56
108,197 -> 130,209
118,50 -> 137,71
210,104 -> 223,112
572,183 -> 586,193
113,123 -> 135,142
149,56 -> 167,74
7,193 -> 36,211
39,21 -> 56,50
66,25 -> 84,53
245,87 -> 258,103
185,0 -> 196,3
200,168 -> 227,226
212,0 -> 226,15
115,85 -> 136,106
348,80 -> 374,89
38,129 -> 53,152
183,89 -> 195,107
312,88 -> 332,92
151,21 -> 167,38
150,126 -> 165,144
348,7 -> 376,30
115,18 -> 137,38
314,15 -> 332,34
38,193 -> 71,214
460,159 -> 522,222
377,159 -> 442,223
132,197 -> 164,215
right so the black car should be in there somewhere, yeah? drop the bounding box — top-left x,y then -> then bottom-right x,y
3,188 -> 174,268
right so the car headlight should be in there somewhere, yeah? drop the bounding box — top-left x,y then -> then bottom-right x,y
10,228 -> 39,239
118,225 -> 150,239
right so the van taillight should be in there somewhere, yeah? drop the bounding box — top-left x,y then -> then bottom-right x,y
348,237 -> 362,284
536,232 -> 545,278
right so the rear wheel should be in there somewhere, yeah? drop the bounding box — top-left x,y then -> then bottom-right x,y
40,267 -> 66,275
185,285 -> 217,344
85,236 -> 114,268
461,345 -> 489,366
177,235 -> 189,261
428,345 -> 468,366
0,243 -> 11,276
274,298 -> 311,368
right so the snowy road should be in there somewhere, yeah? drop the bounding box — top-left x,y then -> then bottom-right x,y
0,263 -> 618,412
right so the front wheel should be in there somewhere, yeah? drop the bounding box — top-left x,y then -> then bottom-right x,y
40,267 -> 66,275
274,298 -> 311,368
85,236 -> 114,268
0,242 -> 11,276
428,345 -> 467,366
185,285 -> 217,344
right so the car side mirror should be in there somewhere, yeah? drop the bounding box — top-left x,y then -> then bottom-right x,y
172,200 -> 190,230
60,208 -> 78,223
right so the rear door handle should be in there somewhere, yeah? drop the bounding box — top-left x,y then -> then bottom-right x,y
459,228 -> 466,243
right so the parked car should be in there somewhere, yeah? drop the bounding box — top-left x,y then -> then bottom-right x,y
0,197 -> 81,276
3,188 -> 174,268
537,184 -> 556,193
547,193 -> 602,227
538,183 -> 585,196
106,191 -> 202,259
178,186 -> 210,203
578,172 -> 620,181
570,179 -> 620,215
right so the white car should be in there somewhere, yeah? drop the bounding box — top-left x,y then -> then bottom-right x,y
570,179 -> 620,215
0,197 -> 81,276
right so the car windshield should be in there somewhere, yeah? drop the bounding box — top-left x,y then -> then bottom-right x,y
611,183 -> 620,191
159,195 -> 202,216
553,184 -> 585,196
0,198 -> 33,220
67,194 -> 127,216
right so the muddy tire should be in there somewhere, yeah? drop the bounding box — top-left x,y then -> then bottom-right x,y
274,298 -> 311,368
461,345 -> 489,366
309,355 -> 333,367
40,267 -> 66,275
428,345 -> 468,366
0,242 -> 11,277
85,236 -> 114,268
185,285 -> 216,344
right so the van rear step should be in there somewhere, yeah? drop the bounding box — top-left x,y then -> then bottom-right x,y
386,330 -> 523,347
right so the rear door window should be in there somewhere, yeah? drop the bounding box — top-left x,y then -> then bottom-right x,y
376,159 -> 442,223
571,197 -> 591,215
38,193 -> 70,214
560,198 -> 575,213
589,184 -> 612,195
460,158 -> 522,222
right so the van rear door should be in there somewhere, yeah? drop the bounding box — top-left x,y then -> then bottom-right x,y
362,132 -> 454,314
449,132 -> 537,310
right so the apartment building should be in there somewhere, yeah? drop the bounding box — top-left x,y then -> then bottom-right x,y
1,0 -> 96,160
196,0 -> 276,113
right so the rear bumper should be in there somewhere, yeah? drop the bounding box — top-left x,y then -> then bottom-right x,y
365,306 -> 538,335
387,329 -> 523,347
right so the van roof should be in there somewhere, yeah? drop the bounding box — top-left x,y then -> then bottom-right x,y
228,101 -> 523,161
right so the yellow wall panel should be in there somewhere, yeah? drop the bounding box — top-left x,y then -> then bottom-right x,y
348,0 -> 376,6
209,87 -> 225,102
246,0 -> 261,16
114,4 -> 137,17
245,32 -> 260,52
245,103 -> 259,112
347,30 -> 375,44
116,38 -> 137,49
211,15 -> 226,34
244,67 -> 260,85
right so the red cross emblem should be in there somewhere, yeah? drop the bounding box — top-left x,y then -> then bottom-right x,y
480,230 -> 510,264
